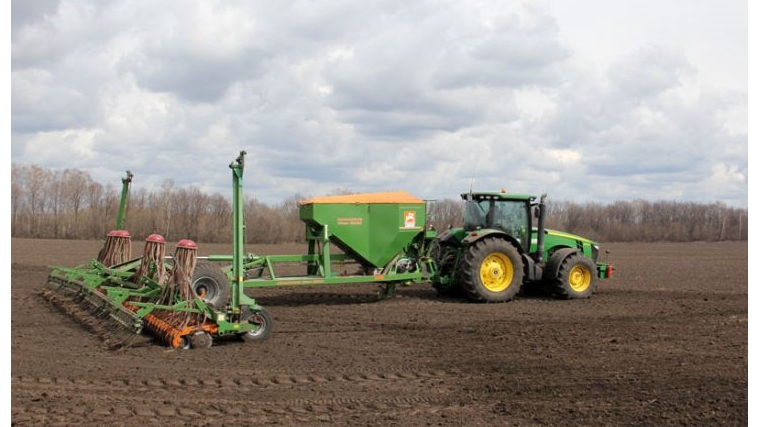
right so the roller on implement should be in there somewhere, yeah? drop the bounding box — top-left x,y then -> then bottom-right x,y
42,150 -> 614,350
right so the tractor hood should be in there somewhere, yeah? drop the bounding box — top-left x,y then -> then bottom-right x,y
536,228 -> 601,262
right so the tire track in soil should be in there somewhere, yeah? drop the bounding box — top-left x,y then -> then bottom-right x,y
13,401 -> 461,427
12,368 -> 463,425
251,287 -> 444,308
13,367 -> 459,392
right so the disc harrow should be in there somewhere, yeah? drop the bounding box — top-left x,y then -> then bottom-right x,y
138,309 -> 218,349
41,285 -> 148,350
43,230 -> 270,350
41,163 -> 272,351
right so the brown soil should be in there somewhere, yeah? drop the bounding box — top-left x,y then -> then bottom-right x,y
11,239 -> 748,426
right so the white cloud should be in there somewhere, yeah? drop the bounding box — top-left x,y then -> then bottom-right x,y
546,148 -> 581,165
10,0 -> 747,209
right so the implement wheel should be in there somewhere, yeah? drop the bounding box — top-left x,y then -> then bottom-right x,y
460,238 -> 523,302
189,331 -> 213,349
548,250 -> 598,299
239,309 -> 273,343
192,262 -> 231,308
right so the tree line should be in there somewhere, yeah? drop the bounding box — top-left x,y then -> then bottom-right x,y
11,163 -> 748,244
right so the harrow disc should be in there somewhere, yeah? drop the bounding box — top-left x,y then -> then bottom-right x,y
41,284 -> 150,351
189,331 -> 213,349
138,309 -> 219,349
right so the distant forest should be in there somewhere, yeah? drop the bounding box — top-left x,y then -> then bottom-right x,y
11,163 -> 748,244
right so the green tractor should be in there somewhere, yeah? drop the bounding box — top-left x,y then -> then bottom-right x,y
430,190 -> 613,302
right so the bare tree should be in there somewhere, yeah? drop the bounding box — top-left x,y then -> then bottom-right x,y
170,186 -> 208,242
9,163 -> 749,243
62,169 -> 91,238
203,193 -> 231,243
157,179 -> 175,240
84,181 -> 105,237
24,165 -> 52,237
277,194 -> 306,243
427,198 -> 463,232
11,164 -> 25,237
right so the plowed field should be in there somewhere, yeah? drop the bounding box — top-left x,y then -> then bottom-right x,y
11,239 -> 748,426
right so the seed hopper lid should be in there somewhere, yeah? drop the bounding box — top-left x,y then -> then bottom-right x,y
299,191 -> 423,205
146,233 -> 165,243
177,239 -> 197,249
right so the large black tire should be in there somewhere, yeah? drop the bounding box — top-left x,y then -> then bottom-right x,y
460,238 -> 523,302
238,308 -> 273,343
547,250 -> 598,299
191,261 -> 231,309
430,240 -> 462,297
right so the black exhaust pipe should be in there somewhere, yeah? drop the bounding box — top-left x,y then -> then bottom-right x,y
535,194 -> 547,263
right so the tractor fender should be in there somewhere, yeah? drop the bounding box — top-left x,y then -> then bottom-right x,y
462,229 -> 522,253
542,247 -> 580,281
435,229 -> 462,246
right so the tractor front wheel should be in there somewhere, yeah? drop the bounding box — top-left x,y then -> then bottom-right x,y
460,238 -> 523,302
551,251 -> 598,299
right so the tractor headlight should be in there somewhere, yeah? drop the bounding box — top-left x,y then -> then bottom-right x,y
591,244 -> 599,262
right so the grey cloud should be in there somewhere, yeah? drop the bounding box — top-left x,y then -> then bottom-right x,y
607,46 -> 695,101
324,5 -> 566,139
335,109 -> 475,139
11,0 -> 61,37
522,39 -> 747,207
12,70 -> 99,133
123,51 -> 268,103
433,22 -> 569,89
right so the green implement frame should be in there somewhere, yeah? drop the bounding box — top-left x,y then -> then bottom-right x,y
43,150 -> 440,349
210,151 -> 439,298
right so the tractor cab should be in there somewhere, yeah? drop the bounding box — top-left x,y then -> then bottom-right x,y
461,191 -> 536,251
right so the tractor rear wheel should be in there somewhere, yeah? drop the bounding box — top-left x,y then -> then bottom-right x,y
460,238 -> 523,302
550,251 -> 598,299
192,262 -> 231,309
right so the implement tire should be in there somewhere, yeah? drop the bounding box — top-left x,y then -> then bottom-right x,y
239,308 -> 273,343
191,262 -> 231,308
547,250 -> 598,299
460,237 -> 523,303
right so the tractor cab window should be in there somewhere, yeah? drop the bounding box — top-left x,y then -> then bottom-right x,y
463,198 -> 528,243
463,199 -> 489,230
491,200 -> 528,242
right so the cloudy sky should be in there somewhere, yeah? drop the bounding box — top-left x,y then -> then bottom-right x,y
10,0 -> 748,208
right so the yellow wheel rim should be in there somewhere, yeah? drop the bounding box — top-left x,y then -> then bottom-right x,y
479,253 -> 513,292
568,264 -> 592,292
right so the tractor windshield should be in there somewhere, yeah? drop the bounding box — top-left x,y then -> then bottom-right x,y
463,199 -> 489,230
491,200 -> 529,239
463,198 -> 530,245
